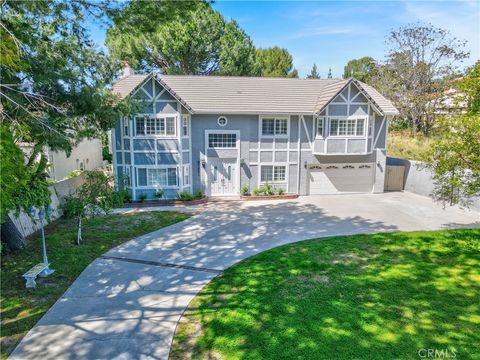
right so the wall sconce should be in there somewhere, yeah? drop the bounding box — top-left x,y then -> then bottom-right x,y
240,158 -> 245,166
304,161 -> 308,169
200,159 -> 206,168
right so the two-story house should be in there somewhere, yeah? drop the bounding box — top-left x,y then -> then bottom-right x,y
111,70 -> 398,200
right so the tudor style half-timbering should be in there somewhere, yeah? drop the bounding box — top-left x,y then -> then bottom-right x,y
111,71 -> 398,200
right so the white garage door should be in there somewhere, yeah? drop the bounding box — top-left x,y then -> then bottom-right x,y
308,163 -> 375,194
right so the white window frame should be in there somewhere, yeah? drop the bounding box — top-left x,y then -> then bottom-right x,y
315,116 -> 325,138
182,115 -> 189,138
207,132 -> 238,149
259,164 -> 287,183
123,116 -> 129,137
217,116 -> 228,127
182,164 -> 190,186
136,166 -> 178,189
328,116 -> 367,138
134,114 -> 177,138
260,116 -> 289,138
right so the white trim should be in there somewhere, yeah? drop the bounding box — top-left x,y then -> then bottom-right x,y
135,166 -> 179,189
204,129 -> 241,196
217,116 -> 228,127
259,115 -> 290,138
133,114 -> 178,138
373,117 -> 386,148
297,115 -> 302,194
327,116 -> 367,138
258,163 -> 288,184
207,131 -> 239,149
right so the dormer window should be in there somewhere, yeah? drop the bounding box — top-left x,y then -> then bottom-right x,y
329,118 -> 365,137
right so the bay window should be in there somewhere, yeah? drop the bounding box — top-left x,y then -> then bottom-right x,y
329,118 -> 366,137
135,116 -> 176,137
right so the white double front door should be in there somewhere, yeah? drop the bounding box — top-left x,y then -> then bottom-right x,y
208,159 -> 237,196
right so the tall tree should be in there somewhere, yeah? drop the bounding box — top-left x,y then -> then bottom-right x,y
427,62 -> 480,207
343,56 -> 376,82
372,24 -> 469,134
255,47 -> 298,78
0,1 -> 123,230
106,1 -> 257,76
307,64 -> 320,79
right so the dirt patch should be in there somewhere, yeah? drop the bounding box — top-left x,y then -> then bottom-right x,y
170,316 -> 224,360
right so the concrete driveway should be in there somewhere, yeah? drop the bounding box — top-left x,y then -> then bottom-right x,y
10,192 -> 479,360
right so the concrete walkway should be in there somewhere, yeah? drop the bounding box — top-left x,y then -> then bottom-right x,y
11,192 -> 479,360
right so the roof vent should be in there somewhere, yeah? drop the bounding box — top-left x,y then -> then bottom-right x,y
121,62 -> 134,78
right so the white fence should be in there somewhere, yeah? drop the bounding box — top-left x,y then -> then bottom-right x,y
7,173 -> 87,239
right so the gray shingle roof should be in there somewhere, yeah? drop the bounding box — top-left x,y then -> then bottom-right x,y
111,74 -> 398,116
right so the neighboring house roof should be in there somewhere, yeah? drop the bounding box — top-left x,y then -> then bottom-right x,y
112,74 -> 399,116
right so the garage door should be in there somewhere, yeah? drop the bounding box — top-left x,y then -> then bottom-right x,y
308,163 -> 375,194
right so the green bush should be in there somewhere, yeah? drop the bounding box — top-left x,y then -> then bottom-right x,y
138,192 -> 147,202
111,189 -> 131,206
277,188 -> 285,195
240,185 -> 250,195
177,191 -> 204,201
263,183 -> 274,195
155,190 -> 164,199
253,188 -> 264,196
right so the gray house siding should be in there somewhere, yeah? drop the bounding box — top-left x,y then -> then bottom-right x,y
112,77 -> 390,199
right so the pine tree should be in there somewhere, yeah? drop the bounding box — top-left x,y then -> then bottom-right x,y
307,64 -> 320,79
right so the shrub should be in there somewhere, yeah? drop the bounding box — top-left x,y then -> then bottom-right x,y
263,183 -> 274,195
138,192 -> 147,202
177,191 -> 204,201
155,190 -> 164,199
111,189 -> 131,206
277,188 -> 285,195
240,185 -> 250,196
253,188 -> 264,196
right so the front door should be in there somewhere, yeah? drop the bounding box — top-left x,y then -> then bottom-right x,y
209,159 -> 237,196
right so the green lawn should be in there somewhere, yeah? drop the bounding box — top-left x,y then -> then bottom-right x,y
0,211 -> 190,359
171,229 -> 480,360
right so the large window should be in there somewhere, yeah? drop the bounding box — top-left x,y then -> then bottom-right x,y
261,117 -> 288,136
135,116 -> 176,137
329,118 -> 365,137
208,133 -> 237,148
137,167 -> 177,187
260,165 -> 286,182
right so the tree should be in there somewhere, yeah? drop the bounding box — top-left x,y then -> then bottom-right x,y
61,171 -> 117,245
343,57 -> 376,82
106,1 -> 258,76
427,63 -> 480,207
255,47 -> 298,78
0,1 -> 125,228
218,21 -> 258,76
371,24 -> 469,135
327,68 -> 333,79
307,64 -> 320,79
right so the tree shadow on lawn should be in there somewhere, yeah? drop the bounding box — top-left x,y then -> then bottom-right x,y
174,229 -> 480,360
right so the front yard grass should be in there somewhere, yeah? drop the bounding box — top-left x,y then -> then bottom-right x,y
171,229 -> 480,360
0,211 -> 190,359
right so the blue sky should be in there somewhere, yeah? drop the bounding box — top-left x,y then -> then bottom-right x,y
91,1 -> 480,78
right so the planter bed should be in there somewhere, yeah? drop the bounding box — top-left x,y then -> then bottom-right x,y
240,194 -> 298,201
122,197 -> 208,208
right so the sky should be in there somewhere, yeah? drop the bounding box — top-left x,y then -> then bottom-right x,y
90,0 -> 480,78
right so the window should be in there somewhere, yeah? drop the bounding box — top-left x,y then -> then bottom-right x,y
182,116 -> 189,137
329,118 -> 365,136
135,116 -> 176,137
217,116 -> 228,126
123,116 -> 129,136
316,117 -> 324,137
208,133 -> 237,148
260,165 -> 286,182
137,167 -> 177,187
183,165 -> 190,186
261,117 -> 288,136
